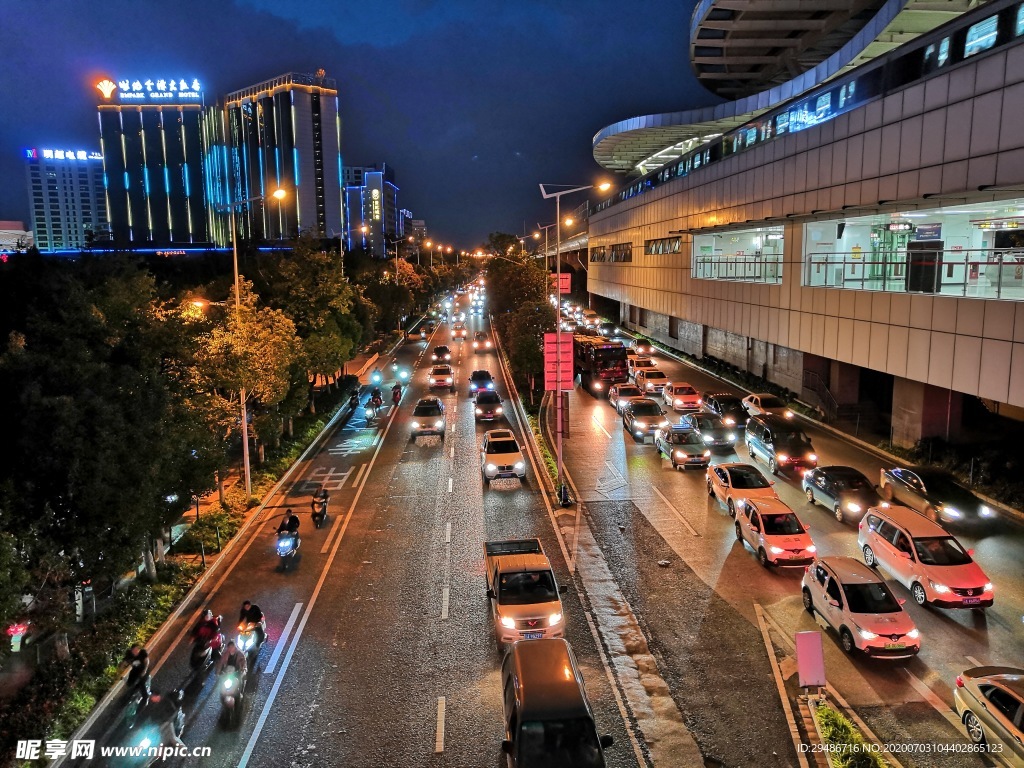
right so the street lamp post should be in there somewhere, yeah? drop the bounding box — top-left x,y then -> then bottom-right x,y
539,182 -> 610,504
221,188 -> 286,499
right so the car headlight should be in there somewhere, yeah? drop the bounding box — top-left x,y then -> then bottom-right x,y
486,342 -> 492,347
445,354 -> 451,360
434,420 -> 444,428
784,410 -> 794,418
473,342 -> 478,347
845,502 -> 862,513
979,505 -> 995,517
635,421 -> 646,429
906,629 -> 920,640
724,418 -> 735,425
808,454 -> 817,462
487,383 -> 494,389
728,433 -> 736,441
858,627 -> 878,641
674,450 -> 684,458
445,377 -> 452,383
496,407 -> 503,414
432,355 -> 438,360
942,506 -> 961,519
674,399 -> 683,406
514,462 -> 524,470
500,617 -> 516,629
548,612 -> 562,626
486,463 -> 497,472
646,383 -> 654,389
475,408 -> 483,415
411,421 -> 420,429
593,382 -> 603,390
928,581 -> 951,593
777,453 -> 789,463
983,582 -> 994,592
806,545 -> 816,553
429,378 -> 436,384
769,546 -> 785,554
703,450 -> 711,457
659,420 -> 669,428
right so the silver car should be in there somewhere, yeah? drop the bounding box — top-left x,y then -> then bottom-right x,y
953,667 -> 1024,761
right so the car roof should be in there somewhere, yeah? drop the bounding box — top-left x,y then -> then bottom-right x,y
434,344 -> 450,349
869,504 -> 949,537
745,498 -> 794,516
485,429 -> 516,440
430,364 -> 452,371
818,465 -> 864,478
964,668 -> 1024,699
817,556 -> 884,584
507,639 -> 590,721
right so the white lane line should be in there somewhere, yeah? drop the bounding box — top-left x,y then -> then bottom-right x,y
441,587 -> 450,620
265,602 -> 303,675
652,485 -> 700,537
450,445 -> 455,459
371,431 -> 382,448
453,403 -> 458,414
903,669 -> 964,730
448,477 -> 453,493
965,655 -> 984,667
445,522 -> 451,543
351,462 -> 367,488
435,696 -> 446,753
591,414 -> 612,438
239,385 -> 403,768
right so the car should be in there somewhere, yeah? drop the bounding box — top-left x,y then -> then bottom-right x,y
803,466 -> 886,523
663,381 -> 702,412
654,426 -> 710,470
481,429 -> 526,483
428,365 -> 455,391
734,497 -> 815,568
468,370 -> 496,396
742,393 -> 794,419
745,414 -> 817,475
801,557 -> 921,659
474,390 -> 504,421
597,321 -> 618,337
879,467 -> 997,524
621,398 -> 670,443
858,505 -> 993,608
410,397 -> 446,439
679,412 -> 737,451
953,666 -> 1024,761
608,383 -> 644,414
471,305 -> 483,316
626,338 -> 654,355
702,392 -> 749,429
707,462 -> 778,517
431,345 -> 452,363
634,369 -> 670,395
452,311 -> 466,322
626,356 -> 657,382
581,309 -> 600,327
452,322 -> 468,339
472,331 -> 493,353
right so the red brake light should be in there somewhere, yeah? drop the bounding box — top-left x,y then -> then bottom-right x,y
955,675 -> 965,688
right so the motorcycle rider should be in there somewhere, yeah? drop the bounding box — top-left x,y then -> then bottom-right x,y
348,392 -> 360,411
119,643 -> 151,697
277,509 -> 300,536
147,689 -> 186,749
370,388 -> 383,407
216,640 -> 248,678
239,600 -> 266,645
391,383 -> 402,405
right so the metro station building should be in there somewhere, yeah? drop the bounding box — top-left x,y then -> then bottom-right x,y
587,0 -> 1024,445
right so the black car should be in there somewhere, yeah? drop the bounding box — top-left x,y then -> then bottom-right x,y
702,392 -> 749,429
678,413 -> 739,451
802,466 -> 884,523
621,398 -> 670,443
879,467 -> 996,524
411,397 -> 446,439
468,370 -> 496,396
597,321 -> 618,338
474,390 -> 504,421
431,345 -> 452,363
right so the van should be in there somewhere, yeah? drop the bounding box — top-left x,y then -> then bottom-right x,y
857,505 -> 993,609
501,639 -> 614,767
745,414 -> 817,475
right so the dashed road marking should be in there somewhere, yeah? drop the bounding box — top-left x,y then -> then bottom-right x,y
445,521 -> 451,543
441,587 -> 450,620
965,655 -> 983,667
265,602 -> 303,675
448,477 -> 453,493
351,463 -> 367,488
435,697 -> 446,753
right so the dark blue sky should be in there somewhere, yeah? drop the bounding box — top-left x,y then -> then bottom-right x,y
0,0 -> 714,248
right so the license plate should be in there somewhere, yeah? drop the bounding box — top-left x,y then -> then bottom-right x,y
962,597 -> 980,605
884,643 -> 906,650
523,632 -> 543,640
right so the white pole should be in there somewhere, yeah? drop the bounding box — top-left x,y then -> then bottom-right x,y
556,194 -> 563,497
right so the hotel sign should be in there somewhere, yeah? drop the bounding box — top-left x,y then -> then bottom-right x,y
25,148 -> 102,161
370,188 -> 381,221
96,76 -> 203,104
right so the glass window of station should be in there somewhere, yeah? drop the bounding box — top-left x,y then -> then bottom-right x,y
803,199 -> 1024,300
692,227 -> 784,284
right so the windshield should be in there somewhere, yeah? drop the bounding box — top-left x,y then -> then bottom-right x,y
629,403 -> 663,417
729,467 -> 771,489
670,432 -> 703,446
760,513 -> 803,535
518,718 -> 604,768
486,440 -> 520,454
595,359 -> 624,370
643,371 -> 667,380
471,372 -> 492,382
777,432 -> 812,448
413,405 -> 442,417
717,397 -> 744,410
675,385 -> 698,395
497,570 -> 557,604
843,582 -> 902,614
759,396 -> 786,408
616,386 -> 641,398
476,392 -> 501,405
431,367 -> 452,376
832,473 -> 872,492
697,417 -> 724,430
916,472 -> 970,498
913,537 -> 972,566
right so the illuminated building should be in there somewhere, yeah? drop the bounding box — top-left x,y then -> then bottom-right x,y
95,75 -> 210,248
23,148 -> 107,252
343,163 -> 400,257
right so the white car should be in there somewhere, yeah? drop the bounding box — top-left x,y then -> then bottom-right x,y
626,356 -> 657,382
634,369 -> 670,395
481,429 -> 526,484
663,381 -> 701,412
858,505 -> 993,609
428,365 -> 455,391
734,497 -> 815,568
707,463 -> 778,517
608,383 -> 644,414
802,557 -> 921,659
742,393 -> 794,419
627,338 -> 654,355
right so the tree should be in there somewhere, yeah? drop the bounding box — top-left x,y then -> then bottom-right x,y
484,235 -> 550,318
504,301 -> 557,397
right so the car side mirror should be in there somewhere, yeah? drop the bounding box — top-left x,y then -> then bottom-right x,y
769,480 -> 776,486
751,524 -> 760,533
486,588 -> 496,599
501,740 -> 513,754
899,551 -> 911,560
898,598 -> 906,606
967,548 -> 974,556
600,734 -> 615,748
559,585 -> 568,595
827,598 -> 840,608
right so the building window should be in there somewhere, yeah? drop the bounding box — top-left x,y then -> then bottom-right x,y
609,243 -> 633,263
669,316 -> 680,339
629,305 -> 638,324
692,227 -> 783,284
638,308 -> 648,328
645,236 -> 682,255
590,246 -> 607,263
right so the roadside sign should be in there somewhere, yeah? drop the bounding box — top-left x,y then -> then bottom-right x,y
543,332 -> 574,390
795,631 -> 826,688
548,272 -> 572,294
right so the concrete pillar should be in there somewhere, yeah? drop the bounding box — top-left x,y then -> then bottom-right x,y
891,377 -> 962,448
829,361 -> 860,404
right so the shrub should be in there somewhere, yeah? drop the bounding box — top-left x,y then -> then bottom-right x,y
815,703 -> 888,768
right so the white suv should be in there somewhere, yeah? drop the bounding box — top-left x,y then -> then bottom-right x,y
635,369 -> 670,395
480,429 -> 526,484
733,498 -> 815,568
858,506 -> 993,609
801,557 -> 921,659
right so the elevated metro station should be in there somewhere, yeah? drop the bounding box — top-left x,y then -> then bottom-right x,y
586,0 -> 1024,446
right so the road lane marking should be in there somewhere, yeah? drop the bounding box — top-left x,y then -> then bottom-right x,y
450,445 -> 455,458
903,669 -> 964,730
265,602 -> 303,675
448,477 -> 453,493
445,522 -> 451,543
351,462 -> 367,488
653,485 -> 700,537
441,587 -> 450,620
965,655 -> 983,667
591,414 -> 611,438
435,697 -> 446,753
239,373 -> 402,768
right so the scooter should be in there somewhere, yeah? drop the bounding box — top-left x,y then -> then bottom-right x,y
236,620 -> 266,666
219,666 -> 247,727
131,690 -> 185,765
277,531 -> 300,570
189,621 -> 225,671
122,673 -> 153,730
311,493 -> 329,528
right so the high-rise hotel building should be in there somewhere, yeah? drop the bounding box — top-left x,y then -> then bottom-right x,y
23,147 -> 107,252
219,72 -> 343,242
95,75 -> 210,248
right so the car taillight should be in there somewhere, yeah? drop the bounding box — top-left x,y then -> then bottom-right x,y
955,675 -> 965,688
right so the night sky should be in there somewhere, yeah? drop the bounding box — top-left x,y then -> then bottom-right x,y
0,0 -> 717,248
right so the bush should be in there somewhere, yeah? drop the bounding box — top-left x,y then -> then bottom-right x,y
815,703 -> 888,768
174,509 -> 244,554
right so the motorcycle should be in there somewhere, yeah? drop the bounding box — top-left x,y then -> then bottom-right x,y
189,619 -> 225,671
311,495 -> 329,528
219,666 -> 247,727
392,387 -> 402,406
122,674 -> 153,731
277,531 -> 300,569
130,690 -> 185,764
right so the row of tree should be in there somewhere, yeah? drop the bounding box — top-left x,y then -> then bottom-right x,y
0,236 -> 471,640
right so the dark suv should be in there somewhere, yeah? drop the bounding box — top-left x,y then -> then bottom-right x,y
745,414 -> 817,475
472,331 -> 492,353
474,390 -> 504,421
468,370 -> 495,396
431,345 -> 452,363
702,392 -> 749,430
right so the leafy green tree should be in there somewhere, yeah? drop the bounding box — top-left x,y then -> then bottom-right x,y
504,300 -> 557,397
